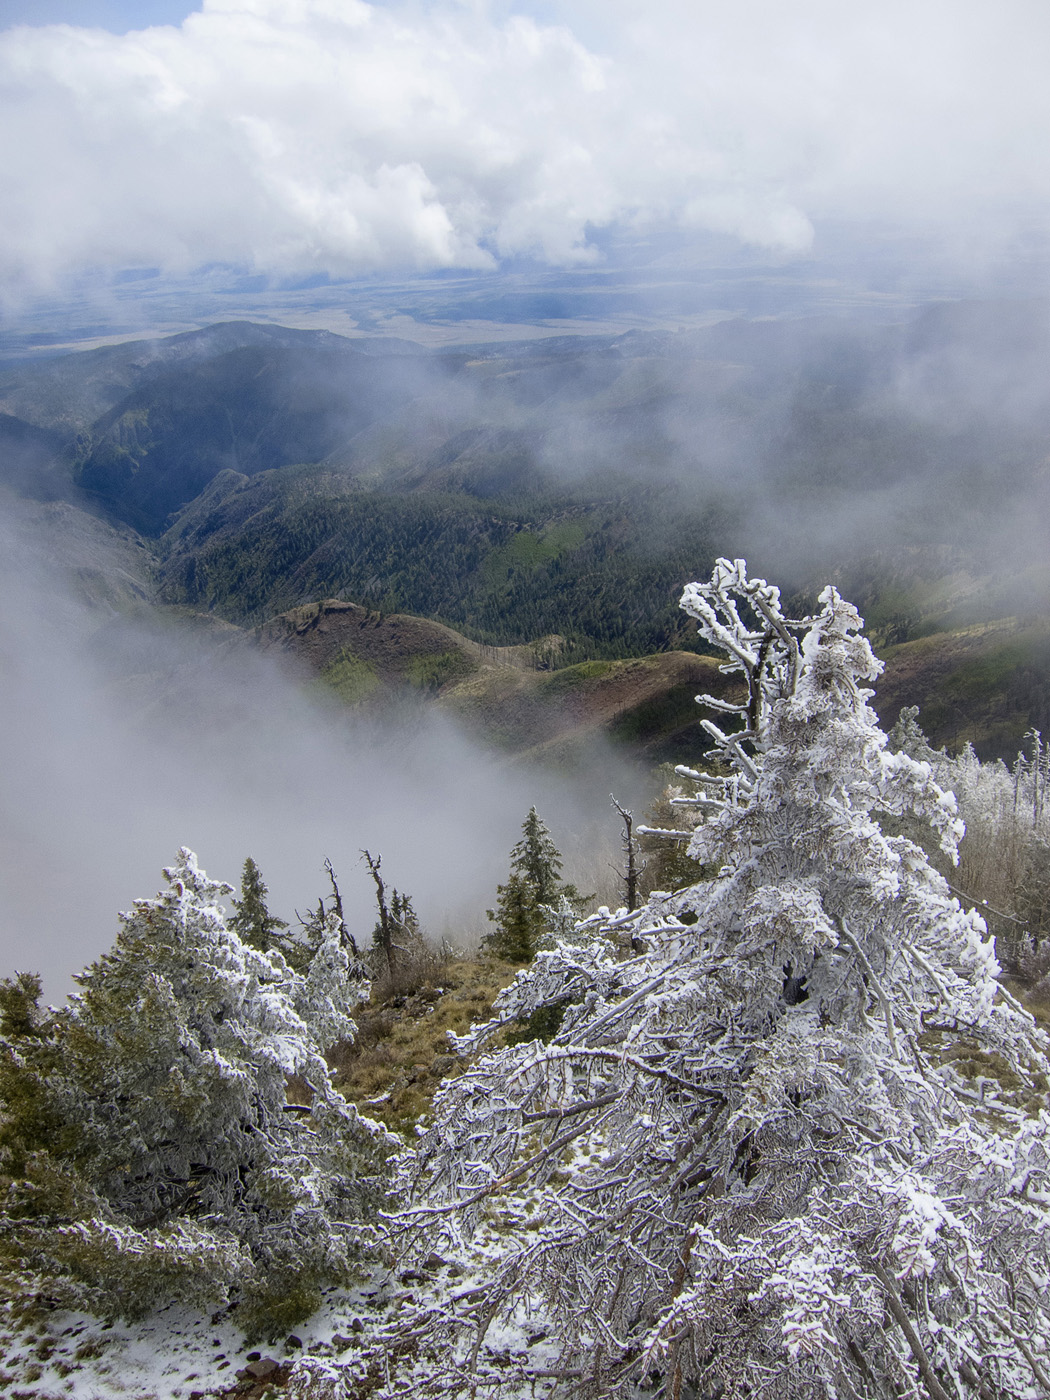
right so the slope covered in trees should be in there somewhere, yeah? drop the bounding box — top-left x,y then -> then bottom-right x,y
156,465 -> 727,660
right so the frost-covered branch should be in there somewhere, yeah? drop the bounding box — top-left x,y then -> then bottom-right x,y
0,849 -> 391,1336
371,561 -> 1050,1399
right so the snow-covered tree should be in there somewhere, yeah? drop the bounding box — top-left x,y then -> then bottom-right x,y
0,849 -> 392,1338
391,559 -> 1050,1399
886,713 -> 1050,969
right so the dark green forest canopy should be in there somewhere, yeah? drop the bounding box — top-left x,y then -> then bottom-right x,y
157,466 -> 732,659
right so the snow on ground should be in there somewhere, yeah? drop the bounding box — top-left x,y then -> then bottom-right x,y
0,1274 -> 400,1399
0,1205 -> 558,1400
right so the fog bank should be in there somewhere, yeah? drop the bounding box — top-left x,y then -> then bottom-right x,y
0,509 -> 646,1001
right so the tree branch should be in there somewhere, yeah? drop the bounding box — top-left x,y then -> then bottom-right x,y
866,1256 -> 955,1400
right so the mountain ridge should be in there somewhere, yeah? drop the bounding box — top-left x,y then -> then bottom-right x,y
5,309 -> 1050,760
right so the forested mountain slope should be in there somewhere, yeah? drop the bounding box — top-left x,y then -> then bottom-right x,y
5,306 -> 1050,759
157,464 -> 726,659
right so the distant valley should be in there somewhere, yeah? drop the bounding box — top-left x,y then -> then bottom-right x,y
3,304 -> 1050,762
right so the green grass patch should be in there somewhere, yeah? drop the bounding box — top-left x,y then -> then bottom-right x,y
402,650 -> 474,693
318,648 -> 380,705
480,520 -> 588,585
538,659 -> 618,695
541,519 -> 587,552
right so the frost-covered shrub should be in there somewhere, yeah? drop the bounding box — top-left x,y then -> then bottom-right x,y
393,560 -> 1050,1400
1018,930 -> 1050,995
0,850 -> 393,1336
885,711 -> 1050,970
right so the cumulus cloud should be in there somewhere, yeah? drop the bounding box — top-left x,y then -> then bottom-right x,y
0,0 -> 1048,287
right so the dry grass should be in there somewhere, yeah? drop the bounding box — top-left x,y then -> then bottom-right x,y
1002,976 -> 1050,1034
920,998 -> 1050,1121
330,956 -> 519,1135
367,934 -> 455,1004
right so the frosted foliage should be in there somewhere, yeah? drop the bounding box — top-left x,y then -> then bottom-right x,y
71,850 -> 365,1196
0,849 -> 390,1329
888,722 -> 1050,971
295,911 -> 369,1053
391,561 -> 1050,1399
536,893 -> 592,949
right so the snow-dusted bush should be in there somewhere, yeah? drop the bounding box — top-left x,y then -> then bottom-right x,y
888,711 -> 1050,971
393,560 -> 1050,1399
0,849 -> 392,1337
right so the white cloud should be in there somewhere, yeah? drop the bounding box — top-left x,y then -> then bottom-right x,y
0,502 -> 637,999
0,0 -> 1048,286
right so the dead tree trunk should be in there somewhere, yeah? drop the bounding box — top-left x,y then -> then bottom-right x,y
324,856 -> 360,957
362,849 -> 395,978
612,795 -> 642,912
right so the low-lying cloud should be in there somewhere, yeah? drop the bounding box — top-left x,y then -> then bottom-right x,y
1,0 -> 1048,293
0,504 -> 645,1002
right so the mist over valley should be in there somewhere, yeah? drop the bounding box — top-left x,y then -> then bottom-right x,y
4,294 -> 1050,998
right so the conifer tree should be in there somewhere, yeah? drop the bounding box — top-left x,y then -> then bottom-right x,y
229,855 -> 289,954
393,560 -> 1050,1400
510,806 -> 563,903
0,971 -> 43,1040
375,888 -> 421,971
0,849 -> 391,1337
485,872 -> 539,962
484,807 -> 584,961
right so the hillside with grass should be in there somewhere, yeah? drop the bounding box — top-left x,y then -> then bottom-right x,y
253,596 -> 740,761
6,310 -> 1050,762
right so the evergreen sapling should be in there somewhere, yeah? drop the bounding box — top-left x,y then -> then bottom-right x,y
485,807 -> 585,962
229,855 -> 289,955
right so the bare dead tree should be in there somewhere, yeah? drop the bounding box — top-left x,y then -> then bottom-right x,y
324,856 -> 360,957
611,794 -> 643,912
362,849 -> 395,978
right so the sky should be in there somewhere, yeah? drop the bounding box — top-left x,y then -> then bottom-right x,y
0,2 -> 194,28
0,0 -> 1048,307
